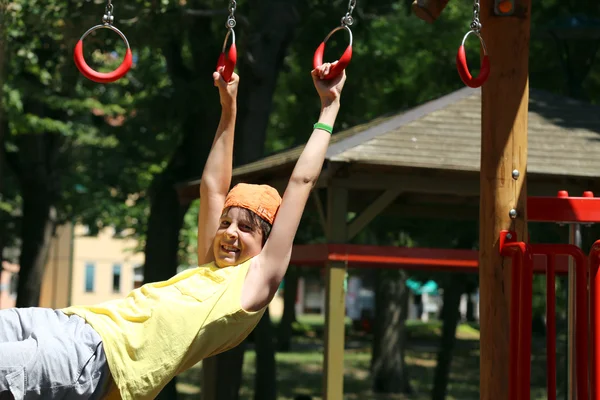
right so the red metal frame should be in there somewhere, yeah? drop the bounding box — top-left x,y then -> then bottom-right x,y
500,231 -> 533,400
528,190 -> 600,223
291,244 -> 569,274
500,231 -> 590,400
530,244 -> 589,400
288,190 -> 600,400
546,255 -> 556,400
590,241 -> 600,400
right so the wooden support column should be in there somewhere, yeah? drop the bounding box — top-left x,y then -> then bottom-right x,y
478,1 -> 531,400
323,185 -> 348,400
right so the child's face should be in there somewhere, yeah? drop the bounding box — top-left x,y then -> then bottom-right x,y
213,207 -> 264,268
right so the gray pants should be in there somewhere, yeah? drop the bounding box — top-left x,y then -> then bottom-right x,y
0,308 -> 110,400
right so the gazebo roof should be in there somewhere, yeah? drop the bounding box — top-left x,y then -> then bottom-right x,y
177,87 -> 600,203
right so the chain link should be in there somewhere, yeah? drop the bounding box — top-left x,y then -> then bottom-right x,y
103,0 -> 114,25
226,0 -> 237,29
342,0 -> 357,26
470,0 -> 481,33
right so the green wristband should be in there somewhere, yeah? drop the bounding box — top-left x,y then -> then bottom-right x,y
313,122 -> 333,134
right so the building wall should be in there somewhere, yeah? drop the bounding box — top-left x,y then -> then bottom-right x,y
70,225 -> 144,306
40,223 -> 74,309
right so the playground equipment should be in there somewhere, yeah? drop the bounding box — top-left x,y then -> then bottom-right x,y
313,0 -> 355,80
290,191 -> 600,400
74,0 -> 133,83
456,0 -> 490,88
502,191 -> 600,400
216,0 -> 238,82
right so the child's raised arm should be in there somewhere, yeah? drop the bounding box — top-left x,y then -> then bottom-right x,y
255,64 -> 347,304
197,71 -> 239,265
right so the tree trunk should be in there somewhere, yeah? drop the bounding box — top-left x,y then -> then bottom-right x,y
0,9 -> 5,307
233,0 -> 301,166
465,282 -> 476,323
371,269 -> 412,394
202,343 -> 247,400
143,174 -> 188,284
431,274 -> 466,400
278,265 -> 299,352
254,309 -> 277,400
15,190 -> 56,307
0,2 -> 5,189
9,132 -> 59,308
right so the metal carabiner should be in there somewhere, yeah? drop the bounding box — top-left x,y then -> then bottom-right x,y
456,30 -> 490,88
73,2 -> 132,84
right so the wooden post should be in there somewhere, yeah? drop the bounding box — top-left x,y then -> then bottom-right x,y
323,185 -> 348,400
478,1 -> 531,399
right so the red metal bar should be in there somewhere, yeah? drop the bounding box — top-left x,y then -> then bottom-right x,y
546,256 -> 556,400
528,190 -> 600,223
589,241 -> 600,400
519,247 -> 534,400
500,231 -> 533,400
290,244 -> 570,274
531,244 -> 589,400
509,245 -> 523,400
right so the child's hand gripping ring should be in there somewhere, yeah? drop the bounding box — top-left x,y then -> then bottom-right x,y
456,30 -> 490,88
216,28 -> 237,83
74,24 -> 133,84
313,25 -> 353,80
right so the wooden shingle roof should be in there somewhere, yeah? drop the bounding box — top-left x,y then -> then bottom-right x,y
331,88 -> 600,176
177,88 -> 600,201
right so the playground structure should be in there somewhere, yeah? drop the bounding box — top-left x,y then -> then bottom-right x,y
178,86 -> 600,400
167,0 -> 600,398
287,191 -> 600,400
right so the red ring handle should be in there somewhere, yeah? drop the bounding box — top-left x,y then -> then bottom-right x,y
216,29 -> 237,82
74,25 -> 132,84
456,31 -> 490,88
313,25 -> 353,80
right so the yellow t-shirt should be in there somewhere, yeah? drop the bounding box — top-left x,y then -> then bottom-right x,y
62,258 -> 265,400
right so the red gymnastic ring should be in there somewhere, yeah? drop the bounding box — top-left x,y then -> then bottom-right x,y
216,29 -> 237,83
74,24 -> 132,84
313,25 -> 353,80
456,30 -> 490,88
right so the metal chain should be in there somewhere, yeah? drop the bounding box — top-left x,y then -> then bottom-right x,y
342,0 -> 357,26
226,0 -> 237,29
470,0 -> 482,33
103,0 -> 114,25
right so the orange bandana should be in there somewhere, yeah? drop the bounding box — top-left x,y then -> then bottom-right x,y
223,183 -> 282,225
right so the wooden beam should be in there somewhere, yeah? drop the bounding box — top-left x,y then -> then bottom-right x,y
334,173 -> 479,195
347,188 -> 402,240
386,203 -> 479,220
478,1 -> 531,399
323,185 -> 348,400
312,189 -> 328,237
333,172 -> 597,197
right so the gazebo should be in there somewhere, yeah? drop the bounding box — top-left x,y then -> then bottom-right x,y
176,87 -> 600,398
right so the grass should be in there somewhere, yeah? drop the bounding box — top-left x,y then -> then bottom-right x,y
176,315 -> 561,399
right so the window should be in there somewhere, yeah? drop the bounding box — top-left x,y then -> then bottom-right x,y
133,266 -> 144,289
85,263 -> 95,293
112,264 -> 122,293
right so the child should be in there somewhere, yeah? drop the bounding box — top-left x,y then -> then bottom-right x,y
0,63 -> 346,400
